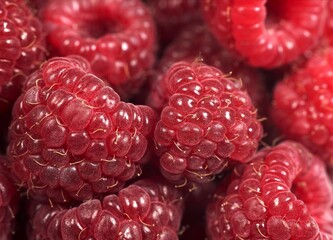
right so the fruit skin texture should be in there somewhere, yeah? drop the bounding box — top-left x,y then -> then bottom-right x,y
146,23 -> 268,117
41,0 -> 156,99
206,141 -> 333,240
0,0 -> 46,112
271,47 -> 333,165
27,177 -> 184,240
7,55 -> 156,203
0,155 -> 19,240
201,0 -> 327,68
153,61 -> 263,184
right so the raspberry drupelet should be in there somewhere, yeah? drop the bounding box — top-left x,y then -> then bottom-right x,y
7,55 -> 156,203
206,141 -> 333,240
41,0 -> 157,99
153,61 -> 263,185
201,0 -> 327,68
0,155 -> 19,240
27,177 -> 184,240
271,47 -> 333,165
0,0 -> 46,112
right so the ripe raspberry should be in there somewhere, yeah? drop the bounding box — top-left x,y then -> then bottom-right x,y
146,24 -> 268,116
153,61 -> 263,184
201,0 -> 327,68
271,47 -> 333,165
41,0 -> 157,99
7,55 -> 156,203
206,141 -> 333,240
0,0 -> 46,112
145,0 -> 201,45
0,155 -> 19,240
28,177 -> 184,240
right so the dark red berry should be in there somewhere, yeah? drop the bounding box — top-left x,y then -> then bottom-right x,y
41,0 -> 157,99
271,47 -> 333,165
7,55 -> 156,203
201,0 -> 327,68
28,177 -> 184,240
0,0 -> 46,112
0,155 -> 19,240
206,141 -> 333,239
145,0 -> 201,45
153,61 -> 263,184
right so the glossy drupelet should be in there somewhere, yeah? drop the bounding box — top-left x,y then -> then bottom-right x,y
206,141 -> 333,240
7,55 -> 156,203
41,0 -> 157,99
153,61 -> 263,184
201,0 -> 327,68
28,177 -> 184,240
272,47 -> 333,165
0,0 -> 46,112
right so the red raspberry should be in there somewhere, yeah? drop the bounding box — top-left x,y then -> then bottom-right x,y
206,141 -> 333,240
7,55 -> 156,203
28,177 -> 184,240
145,0 -> 201,45
0,155 -> 19,240
271,47 -> 333,165
153,61 -> 263,184
41,0 -> 157,99
146,24 -> 268,116
201,0 -> 327,68
0,0 -> 46,112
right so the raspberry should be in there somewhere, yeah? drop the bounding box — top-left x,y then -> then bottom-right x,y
146,23 -> 268,116
145,0 -> 201,45
201,0 -> 327,68
153,61 -> 263,184
28,177 -> 184,240
271,47 -> 333,165
206,141 -> 333,240
324,0 -> 333,46
7,55 -> 156,203
0,155 -> 19,240
41,0 -> 157,99
0,0 -> 46,112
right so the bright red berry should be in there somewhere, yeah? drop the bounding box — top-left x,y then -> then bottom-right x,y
0,0 -> 46,112
41,0 -> 157,99
201,0 -> 327,68
0,155 -> 19,240
7,55 -> 156,203
153,61 -> 263,184
28,177 -> 184,240
206,141 -> 333,240
271,47 -> 333,165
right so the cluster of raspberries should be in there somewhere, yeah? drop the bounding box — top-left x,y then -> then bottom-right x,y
0,0 -> 332,239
